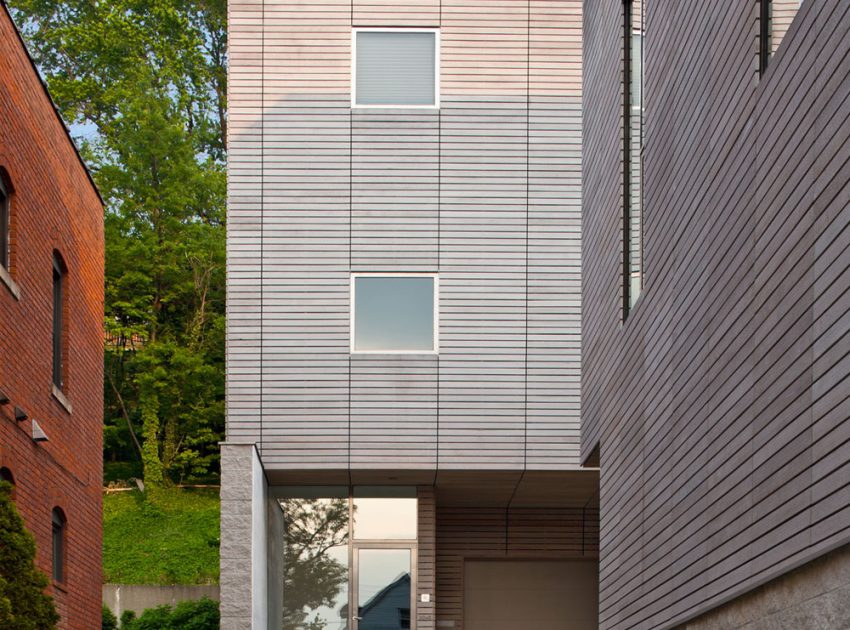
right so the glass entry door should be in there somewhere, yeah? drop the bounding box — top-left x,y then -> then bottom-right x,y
352,545 -> 415,630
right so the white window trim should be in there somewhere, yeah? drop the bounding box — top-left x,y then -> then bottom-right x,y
350,272 -> 440,355
351,27 -> 441,109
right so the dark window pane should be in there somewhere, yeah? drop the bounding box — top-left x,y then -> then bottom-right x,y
52,510 -> 64,582
0,183 -> 8,269
53,258 -> 63,388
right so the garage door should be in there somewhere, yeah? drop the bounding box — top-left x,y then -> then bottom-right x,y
464,560 -> 598,630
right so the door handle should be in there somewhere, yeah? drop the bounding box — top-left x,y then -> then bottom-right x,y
353,616 -> 363,620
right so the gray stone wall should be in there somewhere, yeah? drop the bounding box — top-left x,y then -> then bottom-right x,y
680,543 -> 850,630
220,443 -> 279,630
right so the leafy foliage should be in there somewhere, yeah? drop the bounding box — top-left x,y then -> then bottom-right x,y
0,482 -> 59,630
103,488 -> 219,585
121,598 -> 219,630
9,0 -> 227,486
102,605 -> 118,630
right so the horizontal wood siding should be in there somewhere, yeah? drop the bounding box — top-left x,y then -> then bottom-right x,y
227,0 -> 583,473
227,0 -> 264,444
581,0 -> 850,628
527,1 -> 583,468
418,486 -> 437,630
435,505 -> 600,629
438,0 -> 529,468
353,0 -> 441,27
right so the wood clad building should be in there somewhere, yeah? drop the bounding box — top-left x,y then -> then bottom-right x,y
224,1 -> 598,628
582,1 -> 850,628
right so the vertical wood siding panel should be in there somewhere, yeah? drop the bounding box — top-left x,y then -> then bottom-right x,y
260,0 -> 352,467
228,0 -> 266,443
438,1 -> 529,469
527,0 -> 583,468
353,0 -> 441,27
418,487 -> 438,630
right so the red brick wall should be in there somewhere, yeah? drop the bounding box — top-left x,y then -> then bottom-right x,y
0,5 -> 104,629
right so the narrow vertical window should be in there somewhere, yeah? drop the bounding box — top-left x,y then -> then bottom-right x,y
760,0 -> 803,74
624,0 -> 644,315
0,174 -> 9,271
52,508 -> 66,583
52,253 -> 66,389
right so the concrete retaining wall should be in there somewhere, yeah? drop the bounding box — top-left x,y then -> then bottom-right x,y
102,584 -> 219,619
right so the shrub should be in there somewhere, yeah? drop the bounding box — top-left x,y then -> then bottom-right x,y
0,481 -> 59,630
122,598 -> 219,630
102,605 -> 118,630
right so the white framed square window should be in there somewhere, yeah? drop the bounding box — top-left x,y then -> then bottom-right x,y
352,28 -> 440,108
351,273 -> 439,354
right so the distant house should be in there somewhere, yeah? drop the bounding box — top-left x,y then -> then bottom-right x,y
0,2 -> 105,629
340,573 -> 411,630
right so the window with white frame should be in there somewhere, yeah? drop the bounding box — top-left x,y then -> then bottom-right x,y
351,274 -> 437,353
353,29 -> 439,107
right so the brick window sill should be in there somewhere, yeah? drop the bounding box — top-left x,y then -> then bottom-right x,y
52,385 -> 72,414
0,265 -> 20,300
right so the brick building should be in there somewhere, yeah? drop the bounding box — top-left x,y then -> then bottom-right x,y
0,3 -> 105,629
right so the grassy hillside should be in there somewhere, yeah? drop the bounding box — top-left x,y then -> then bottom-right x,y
103,487 -> 220,585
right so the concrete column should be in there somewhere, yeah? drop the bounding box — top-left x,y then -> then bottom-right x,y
220,443 -> 275,629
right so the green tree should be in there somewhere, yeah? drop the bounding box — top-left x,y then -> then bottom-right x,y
102,606 -> 118,630
0,481 -> 60,630
9,0 -> 227,487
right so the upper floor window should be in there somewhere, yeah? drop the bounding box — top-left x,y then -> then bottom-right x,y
760,1 -> 803,74
353,29 -> 439,108
52,252 -> 67,390
52,507 -> 66,583
0,173 -> 9,271
624,0 -> 644,316
351,274 -> 437,353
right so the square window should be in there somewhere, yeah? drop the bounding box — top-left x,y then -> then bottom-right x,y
352,275 -> 437,353
353,30 -> 439,107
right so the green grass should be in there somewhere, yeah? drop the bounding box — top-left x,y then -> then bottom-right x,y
103,487 -> 220,585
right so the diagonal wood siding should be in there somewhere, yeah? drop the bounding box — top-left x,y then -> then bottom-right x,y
581,1 -> 850,628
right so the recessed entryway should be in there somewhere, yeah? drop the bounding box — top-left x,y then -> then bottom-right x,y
464,560 -> 598,630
